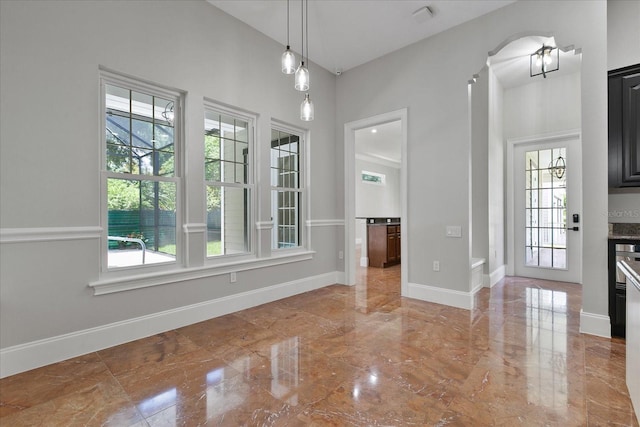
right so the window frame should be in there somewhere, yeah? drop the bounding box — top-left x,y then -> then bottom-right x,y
99,70 -> 184,277
89,74 -> 316,296
203,99 -> 257,263
270,122 -> 308,253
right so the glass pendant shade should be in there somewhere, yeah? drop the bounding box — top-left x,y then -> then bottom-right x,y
300,93 -> 314,121
282,47 -> 296,74
294,62 -> 309,91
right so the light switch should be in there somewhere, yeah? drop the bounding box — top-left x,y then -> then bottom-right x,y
446,226 -> 462,238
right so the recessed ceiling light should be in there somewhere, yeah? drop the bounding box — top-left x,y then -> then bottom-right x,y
371,129 -> 377,134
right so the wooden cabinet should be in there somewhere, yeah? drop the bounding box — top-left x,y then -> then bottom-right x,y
609,64 -> 640,188
368,224 -> 401,268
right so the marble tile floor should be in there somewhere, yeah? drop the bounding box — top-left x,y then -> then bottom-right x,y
1,264 -> 638,426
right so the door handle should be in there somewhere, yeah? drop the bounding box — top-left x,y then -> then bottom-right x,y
566,226 -> 579,231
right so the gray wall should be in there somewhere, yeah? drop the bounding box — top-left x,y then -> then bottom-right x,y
0,1 -> 338,352
488,68 -> 505,276
607,0 -> 640,223
503,73 -> 582,140
470,69 -> 489,270
607,0 -> 640,71
355,158 -> 401,218
336,1 -> 608,315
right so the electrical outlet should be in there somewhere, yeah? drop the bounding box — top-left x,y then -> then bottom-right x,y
230,272 -> 237,283
338,251 -> 344,260
446,226 -> 462,238
433,261 -> 440,272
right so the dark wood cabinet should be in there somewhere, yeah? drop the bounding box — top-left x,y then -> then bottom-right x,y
609,64 -> 640,188
368,223 -> 401,268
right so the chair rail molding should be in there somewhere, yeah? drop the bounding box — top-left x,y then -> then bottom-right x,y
0,226 -> 102,244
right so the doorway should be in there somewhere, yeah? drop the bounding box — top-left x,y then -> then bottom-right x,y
344,109 -> 408,295
508,133 -> 583,283
477,34 -> 583,286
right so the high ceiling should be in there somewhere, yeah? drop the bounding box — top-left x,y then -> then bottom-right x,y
207,0 -> 517,73
207,1 -> 581,163
489,36 -> 582,89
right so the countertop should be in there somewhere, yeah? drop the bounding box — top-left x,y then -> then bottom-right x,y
619,260 -> 640,292
620,259 -> 640,419
609,223 -> 640,241
609,234 -> 640,241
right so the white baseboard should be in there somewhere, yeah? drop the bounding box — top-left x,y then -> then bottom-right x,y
407,282 -> 472,310
483,274 -> 491,287
335,271 -> 346,285
488,265 -> 506,288
0,271 -> 340,379
579,310 -> 611,338
360,257 -> 368,267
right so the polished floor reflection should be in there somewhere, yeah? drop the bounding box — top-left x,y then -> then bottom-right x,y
1,264 -> 638,426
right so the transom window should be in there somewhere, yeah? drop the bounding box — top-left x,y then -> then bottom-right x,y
362,170 -> 385,185
271,127 -> 303,249
103,77 -> 181,270
204,105 -> 253,257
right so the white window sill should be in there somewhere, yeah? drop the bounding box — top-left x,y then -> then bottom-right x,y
89,250 -> 315,295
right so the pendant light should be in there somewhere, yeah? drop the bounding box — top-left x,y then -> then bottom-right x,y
301,93 -> 314,121
298,0 -> 313,120
530,44 -> 559,79
281,0 -> 296,74
294,0 -> 309,91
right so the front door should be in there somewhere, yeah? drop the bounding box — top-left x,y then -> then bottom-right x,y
513,135 -> 582,282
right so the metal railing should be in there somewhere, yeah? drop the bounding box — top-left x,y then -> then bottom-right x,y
108,236 -> 146,264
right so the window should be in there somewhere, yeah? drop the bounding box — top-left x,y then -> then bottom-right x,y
102,75 -> 181,270
271,127 -> 304,249
524,147 -> 567,269
362,170 -> 385,185
204,105 -> 253,258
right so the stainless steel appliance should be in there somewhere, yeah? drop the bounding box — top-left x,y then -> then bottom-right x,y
613,243 -> 640,337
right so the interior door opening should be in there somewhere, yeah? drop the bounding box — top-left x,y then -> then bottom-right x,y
344,109 -> 407,295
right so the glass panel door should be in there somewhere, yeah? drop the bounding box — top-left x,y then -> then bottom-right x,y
524,147 -> 567,269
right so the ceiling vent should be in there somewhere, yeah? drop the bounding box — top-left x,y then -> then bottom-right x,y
412,5 -> 434,23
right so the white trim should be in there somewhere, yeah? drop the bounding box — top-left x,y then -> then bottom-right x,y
488,265 -> 506,287
356,153 -> 401,169
90,250 -> 315,295
483,274 -> 491,287
256,221 -> 274,230
406,282 -> 474,310
471,281 -> 484,298
334,271 -> 346,285
306,219 -> 345,227
471,257 -> 485,269
1,271 -> 341,379
183,223 -> 207,233
360,257 -> 369,267
471,258 -> 485,296
579,310 -> 611,338
0,227 -> 102,243
100,70 -> 186,275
